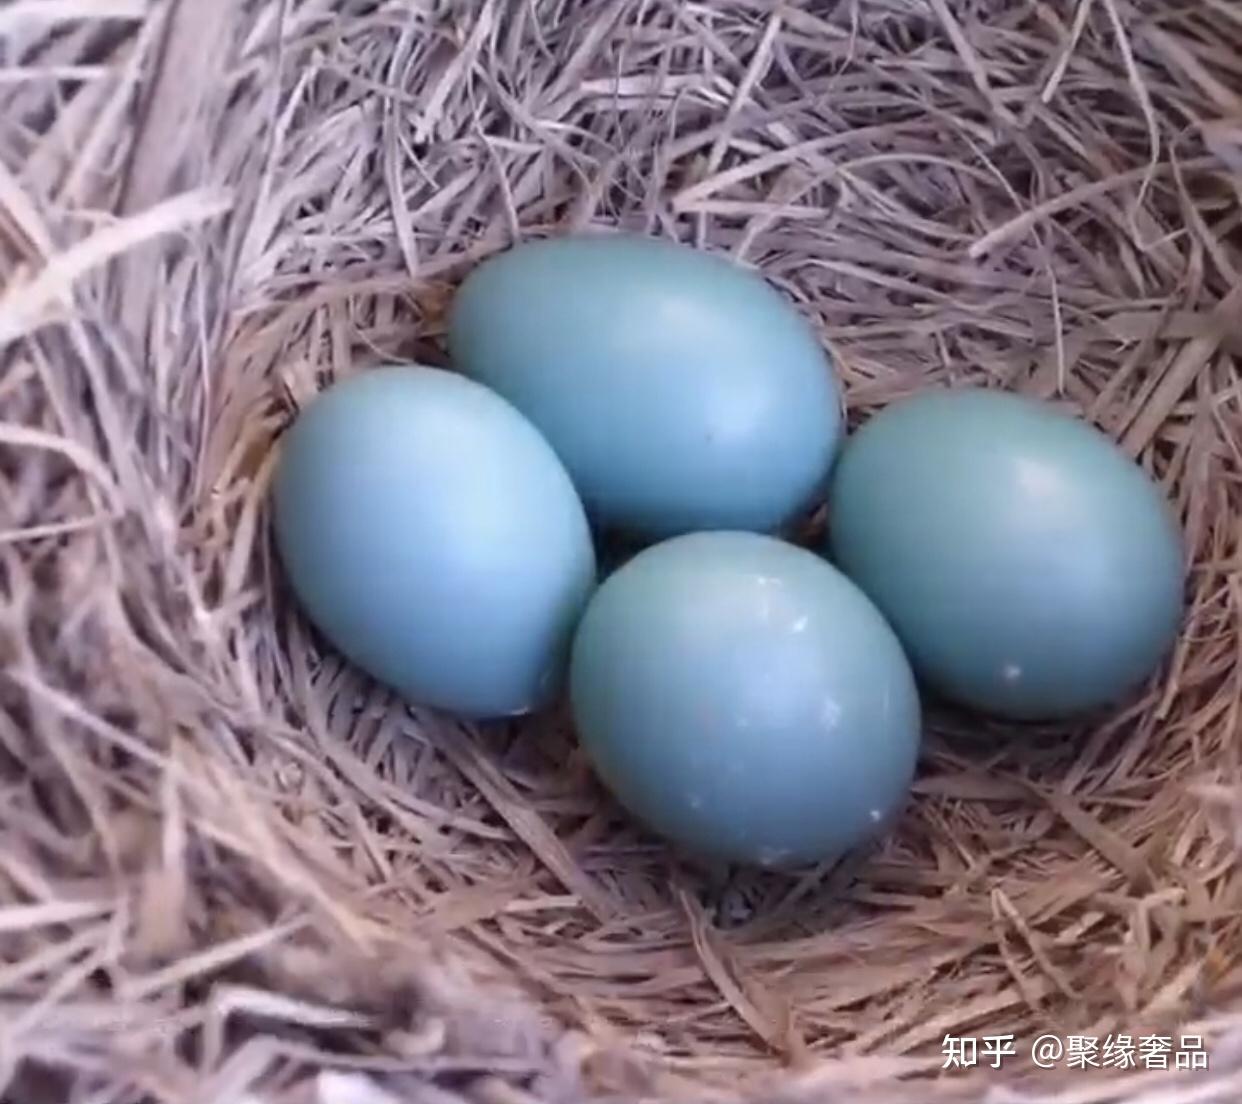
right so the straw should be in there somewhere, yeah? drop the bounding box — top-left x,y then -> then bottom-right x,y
2,1 -> 1240,1101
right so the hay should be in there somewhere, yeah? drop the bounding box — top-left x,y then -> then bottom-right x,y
2,0 -> 1241,1101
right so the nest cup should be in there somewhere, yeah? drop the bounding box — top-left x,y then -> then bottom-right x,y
4,3 -> 1242,1103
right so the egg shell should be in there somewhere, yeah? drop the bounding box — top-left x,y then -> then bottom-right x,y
447,234 -> 842,539
568,531 -> 922,868
825,387 -> 1185,722
271,364 -> 597,719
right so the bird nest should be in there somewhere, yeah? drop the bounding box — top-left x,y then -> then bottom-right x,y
3,2 -> 1242,1102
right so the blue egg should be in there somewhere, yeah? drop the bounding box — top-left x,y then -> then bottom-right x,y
826,388 -> 1185,721
569,531 -> 921,868
271,365 -> 597,719
447,234 -> 842,539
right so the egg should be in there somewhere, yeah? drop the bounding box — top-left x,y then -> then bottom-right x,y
568,531 -> 921,868
826,388 -> 1185,722
271,364 -> 597,719
447,234 -> 842,540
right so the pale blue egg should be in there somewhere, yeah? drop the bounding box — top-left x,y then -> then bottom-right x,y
271,365 -> 597,719
826,388 -> 1185,721
568,531 -> 921,868
447,235 -> 842,540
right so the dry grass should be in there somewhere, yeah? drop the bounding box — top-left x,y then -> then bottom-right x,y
2,0 -> 1242,1101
